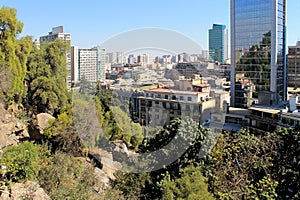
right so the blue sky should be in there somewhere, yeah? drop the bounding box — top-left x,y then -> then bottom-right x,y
1,0 -> 299,50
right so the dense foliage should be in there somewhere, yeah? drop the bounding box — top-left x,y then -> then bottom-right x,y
160,165 -> 214,200
0,142 -> 50,183
0,142 -> 97,200
0,7 -> 32,103
25,39 -> 70,115
203,130 -> 279,199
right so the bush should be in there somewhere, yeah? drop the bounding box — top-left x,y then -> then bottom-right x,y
0,141 -> 50,183
38,152 -> 95,200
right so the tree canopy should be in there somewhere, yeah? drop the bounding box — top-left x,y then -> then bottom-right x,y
25,39 -> 70,115
0,7 -> 32,103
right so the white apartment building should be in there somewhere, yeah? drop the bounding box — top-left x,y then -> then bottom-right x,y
78,49 -> 98,82
138,87 -> 215,126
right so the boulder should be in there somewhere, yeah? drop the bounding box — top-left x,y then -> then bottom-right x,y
0,105 -> 29,150
28,113 -> 55,141
0,181 -> 51,200
36,113 -> 55,130
93,167 -> 110,193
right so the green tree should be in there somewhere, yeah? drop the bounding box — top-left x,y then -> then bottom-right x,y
161,165 -> 215,200
136,118 -> 211,199
110,106 -> 143,149
204,130 -> 279,199
44,106 -> 84,156
0,7 -> 32,103
274,127 -> 300,199
139,118 -> 209,175
25,39 -> 69,115
112,171 -> 153,200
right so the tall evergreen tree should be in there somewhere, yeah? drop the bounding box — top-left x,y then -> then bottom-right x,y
25,39 -> 69,114
0,7 -> 32,103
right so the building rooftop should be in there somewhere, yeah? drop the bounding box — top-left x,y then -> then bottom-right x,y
228,107 -> 249,116
281,112 -> 300,119
248,106 -> 281,114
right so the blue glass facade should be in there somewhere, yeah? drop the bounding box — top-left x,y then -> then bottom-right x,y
209,24 -> 228,63
230,0 -> 286,108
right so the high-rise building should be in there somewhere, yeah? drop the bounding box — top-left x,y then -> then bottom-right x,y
230,0 -> 287,108
97,47 -> 106,81
287,42 -> 300,89
128,54 -> 136,64
40,26 -> 72,88
78,49 -> 98,82
209,24 -> 228,64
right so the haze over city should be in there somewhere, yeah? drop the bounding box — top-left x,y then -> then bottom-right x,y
1,0 -> 299,49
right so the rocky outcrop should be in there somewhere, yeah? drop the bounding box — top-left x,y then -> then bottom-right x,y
89,141 -> 138,181
28,113 -> 55,141
0,105 -> 29,149
0,181 -> 51,200
75,156 -> 111,197
89,149 -> 121,181
93,167 -> 110,193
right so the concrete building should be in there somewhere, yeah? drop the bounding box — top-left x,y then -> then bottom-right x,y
287,42 -> 300,89
210,90 -> 249,133
137,87 -> 214,126
230,0 -> 287,108
248,106 -> 281,133
289,95 -> 300,112
174,63 -> 198,79
209,24 -> 228,64
97,47 -> 106,81
278,112 -> 300,128
78,48 -> 98,82
201,50 -> 210,61
39,26 -> 72,88
143,53 -> 153,65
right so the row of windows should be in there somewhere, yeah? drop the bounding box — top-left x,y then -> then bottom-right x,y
145,93 -> 195,101
141,102 -> 200,112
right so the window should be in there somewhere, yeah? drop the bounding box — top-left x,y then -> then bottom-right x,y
186,105 -> 190,111
188,97 -> 192,101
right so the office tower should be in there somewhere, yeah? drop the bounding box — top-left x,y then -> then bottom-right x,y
78,48 -> 98,82
287,42 -> 300,89
209,24 -> 228,64
128,54 -> 135,64
40,26 -> 72,88
230,0 -> 287,108
201,50 -> 210,61
144,53 -> 153,65
137,54 -> 145,64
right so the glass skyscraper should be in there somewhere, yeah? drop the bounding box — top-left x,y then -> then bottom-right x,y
209,24 -> 228,64
230,0 -> 286,108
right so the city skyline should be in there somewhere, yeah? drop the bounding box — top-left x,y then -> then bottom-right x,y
1,0 -> 299,50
